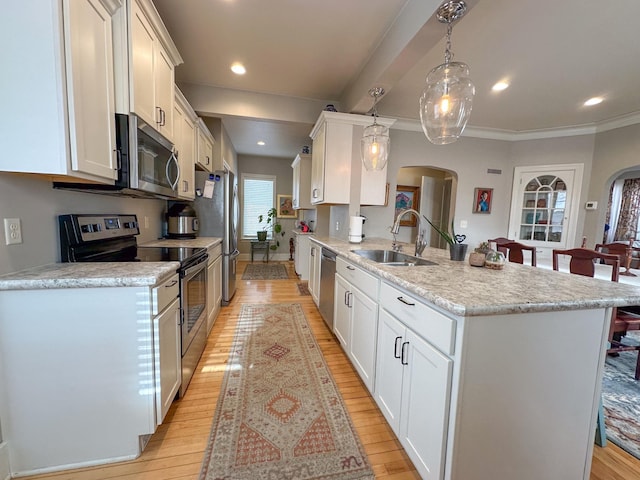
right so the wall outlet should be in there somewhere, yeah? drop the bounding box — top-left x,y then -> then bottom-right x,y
335,221 -> 340,231
4,218 -> 22,245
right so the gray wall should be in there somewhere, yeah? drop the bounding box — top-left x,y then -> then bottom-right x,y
237,154 -> 297,258
0,174 -> 167,275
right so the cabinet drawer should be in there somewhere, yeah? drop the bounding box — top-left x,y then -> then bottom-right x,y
152,274 -> 180,315
337,257 -> 379,299
380,282 -> 455,355
208,243 -> 222,261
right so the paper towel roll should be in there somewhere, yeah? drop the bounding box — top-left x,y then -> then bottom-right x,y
349,216 -> 364,243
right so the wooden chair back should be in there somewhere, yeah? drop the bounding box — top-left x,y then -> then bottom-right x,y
501,241 -> 537,266
552,248 -> 620,281
595,240 -> 633,274
488,237 -> 512,255
553,247 -> 640,379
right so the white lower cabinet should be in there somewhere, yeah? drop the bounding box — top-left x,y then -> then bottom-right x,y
294,233 -> 311,280
375,282 -> 453,480
206,243 -> 223,334
0,273 -> 181,475
335,257 -> 379,392
309,240 -> 322,306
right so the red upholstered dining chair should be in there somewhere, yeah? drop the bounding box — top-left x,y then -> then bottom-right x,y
595,240 -> 635,277
488,237 -> 512,256
552,248 -> 640,379
500,241 -> 537,266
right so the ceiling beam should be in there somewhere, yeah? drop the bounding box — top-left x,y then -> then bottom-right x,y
341,0 -> 480,115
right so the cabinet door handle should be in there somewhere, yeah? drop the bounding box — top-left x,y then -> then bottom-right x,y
346,292 -> 353,308
344,290 -> 349,305
164,280 -> 178,288
156,106 -> 162,125
394,336 -> 402,359
401,341 -> 409,365
183,180 -> 188,192
346,265 -> 355,271
160,108 -> 166,126
397,296 -> 415,306
206,155 -> 210,165
312,188 -> 318,198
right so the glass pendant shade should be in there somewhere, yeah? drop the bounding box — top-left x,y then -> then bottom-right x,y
420,61 -> 475,145
361,122 -> 390,171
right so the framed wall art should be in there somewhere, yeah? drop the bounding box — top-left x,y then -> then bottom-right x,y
394,185 -> 420,226
276,194 -> 297,218
473,188 -> 493,214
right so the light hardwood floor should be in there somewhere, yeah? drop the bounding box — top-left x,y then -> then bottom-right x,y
20,261 -> 640,480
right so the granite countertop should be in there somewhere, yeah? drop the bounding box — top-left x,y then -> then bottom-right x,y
310,236 -> 640,317
0,237 -> 222,291
141,236 -> 222,249
0,262 -> 179,290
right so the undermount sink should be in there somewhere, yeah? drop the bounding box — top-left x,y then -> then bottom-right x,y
351,249 -> 437,266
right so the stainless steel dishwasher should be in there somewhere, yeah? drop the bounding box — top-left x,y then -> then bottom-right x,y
319,247 -> 337,330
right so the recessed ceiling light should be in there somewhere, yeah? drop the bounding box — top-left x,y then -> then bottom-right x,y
584,97 -> 603,106
491,81 -> 509,92
257,141 -> 265,146
231,63 -> 246,75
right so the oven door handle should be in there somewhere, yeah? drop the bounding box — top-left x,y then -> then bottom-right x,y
182,255 -> 209,278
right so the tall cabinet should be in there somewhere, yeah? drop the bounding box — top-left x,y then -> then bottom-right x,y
1,0 -> 121,182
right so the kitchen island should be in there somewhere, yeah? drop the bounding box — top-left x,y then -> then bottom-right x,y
309,236 -> 640,480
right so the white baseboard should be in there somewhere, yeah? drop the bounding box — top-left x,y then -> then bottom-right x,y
0,442 -> 10,480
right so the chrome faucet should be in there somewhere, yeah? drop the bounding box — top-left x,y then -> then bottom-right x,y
391,209 -> 428,257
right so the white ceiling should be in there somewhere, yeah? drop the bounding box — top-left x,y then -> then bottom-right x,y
153,0 -> 640,159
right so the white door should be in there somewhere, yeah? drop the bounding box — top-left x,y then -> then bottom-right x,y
154,297 -> 181,424
400,329 -> 453,480
508,164 -> 584,252
349,286 -> 378,392
374,309 -> 405,432
334,274 -> 350,348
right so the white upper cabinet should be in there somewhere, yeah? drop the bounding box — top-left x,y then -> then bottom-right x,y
0,0 -> 121,182
309,111 -> 395,206
196,119 -> 216,173
174,88 -> 196,200
291,153 -> 313,209
128,0 -> 182,141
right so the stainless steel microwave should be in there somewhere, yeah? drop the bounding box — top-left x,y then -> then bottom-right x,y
54,114 -> 179,199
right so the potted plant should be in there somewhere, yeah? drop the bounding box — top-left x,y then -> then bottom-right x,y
469,241 -> 491,267
258,207 -> 285,250
422,215 -> 468,261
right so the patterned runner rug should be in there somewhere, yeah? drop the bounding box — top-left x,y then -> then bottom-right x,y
297,282 -> 310,296
602,331 -> 640,459
199,303 -> 373,480
242,263 -> 289,280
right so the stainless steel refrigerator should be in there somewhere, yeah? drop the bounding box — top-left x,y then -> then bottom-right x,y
194,169 -> 239,304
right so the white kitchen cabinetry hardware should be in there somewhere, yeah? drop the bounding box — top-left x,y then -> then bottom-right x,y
173,88 -> 196,200
309,111 -> 395,206
294,233 -> 311,280
196,119 -> 216,173
206,243 -> 223,334
309,239 -> 322,306
334,257 -> 379,392
375,292 -> 452,480
0,273 -> 182,475
291,153 -> 313,209
129,0 -> 182,141
1,0 -> 120,182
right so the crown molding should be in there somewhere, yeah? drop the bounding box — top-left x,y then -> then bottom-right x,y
391,111 -> 640,142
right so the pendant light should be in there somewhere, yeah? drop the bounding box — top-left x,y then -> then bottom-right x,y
361,87 -> 390,171
419,0 -> 475,145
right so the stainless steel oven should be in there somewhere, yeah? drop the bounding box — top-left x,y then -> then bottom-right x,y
179,254 -> 208,396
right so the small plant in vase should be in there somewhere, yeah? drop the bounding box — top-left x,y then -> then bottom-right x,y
469,242 -> 491,267
485,250 -> 506,270
257,207 -> 285,250
422,216 -> 468,261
